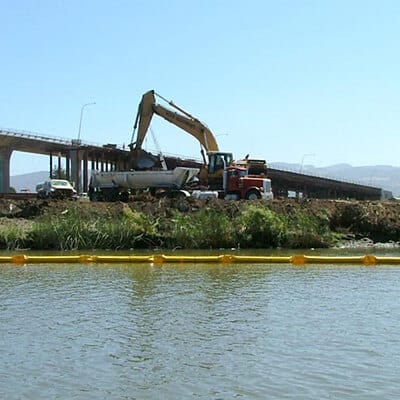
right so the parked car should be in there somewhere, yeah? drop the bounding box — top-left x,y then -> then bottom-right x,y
36,179 -> 77,199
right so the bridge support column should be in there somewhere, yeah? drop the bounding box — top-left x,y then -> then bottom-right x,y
0,147 -> 12,193
66,153 -> 71,181
83,150 -> 89,193
70,148 -> 82,194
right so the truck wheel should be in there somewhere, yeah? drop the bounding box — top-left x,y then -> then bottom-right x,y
120,192 -> 129,202
176,199 -> 190,212
245,189 -> 261,200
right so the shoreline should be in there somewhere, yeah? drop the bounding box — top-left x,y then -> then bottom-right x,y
1,198 -> 400,251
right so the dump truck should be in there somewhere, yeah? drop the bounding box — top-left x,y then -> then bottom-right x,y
88,166 -> 200,202
88,163 -> 272,202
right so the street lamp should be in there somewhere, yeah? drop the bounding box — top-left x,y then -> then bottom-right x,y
77,102 -> 96,142
300,153 -> 315,174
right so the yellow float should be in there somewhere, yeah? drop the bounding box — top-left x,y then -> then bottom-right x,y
1,254 -> 400,265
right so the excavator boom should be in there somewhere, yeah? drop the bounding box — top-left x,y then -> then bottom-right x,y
129,89 -> 239,189
131,90 -> 219,155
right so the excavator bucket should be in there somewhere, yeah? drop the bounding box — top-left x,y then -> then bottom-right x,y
131,149 -> 159,170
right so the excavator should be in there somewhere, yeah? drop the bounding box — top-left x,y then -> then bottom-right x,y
129,90 -> 266,189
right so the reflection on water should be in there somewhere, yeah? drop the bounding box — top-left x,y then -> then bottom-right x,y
1,258 -> 400,399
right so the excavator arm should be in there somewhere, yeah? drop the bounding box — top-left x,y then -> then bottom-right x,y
129,90 -> 235,189
130,90 -> 219,159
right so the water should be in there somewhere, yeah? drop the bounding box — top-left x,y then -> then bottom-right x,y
1,259 -> 400,399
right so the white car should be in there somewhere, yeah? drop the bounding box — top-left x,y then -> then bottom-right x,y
36,179 -> 77,199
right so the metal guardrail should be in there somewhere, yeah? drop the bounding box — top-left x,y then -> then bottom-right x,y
1,127 -> 73,145
269,164 -> 380,189
0,127 -> 125,150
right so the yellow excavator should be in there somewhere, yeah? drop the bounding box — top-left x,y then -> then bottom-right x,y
129,90 -> 266,189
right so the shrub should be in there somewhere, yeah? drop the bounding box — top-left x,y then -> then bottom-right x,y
283,210 -> 333,248
236,204 -> 286,248
167,208 -> 236,249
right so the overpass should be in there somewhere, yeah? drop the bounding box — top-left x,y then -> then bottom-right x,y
1,128 -> 385,200
266,167 -> 383,200
0,128 -> 132,193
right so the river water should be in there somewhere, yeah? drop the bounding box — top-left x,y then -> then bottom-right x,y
1,252 -> 400,399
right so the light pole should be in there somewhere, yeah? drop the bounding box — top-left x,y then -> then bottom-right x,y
75,102 -> 95,194
300,153 -> 315,174
77,102 -> 96,142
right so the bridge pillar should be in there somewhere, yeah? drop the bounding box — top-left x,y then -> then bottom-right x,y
70,148 -> 83,194
70,148 -> 90,193
0,147 -> 12,193
66,153 -> 71,181
83,150 -> 89,193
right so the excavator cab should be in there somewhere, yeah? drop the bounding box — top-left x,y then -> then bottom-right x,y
207,151 -> 234,174
197,151 -> 233,189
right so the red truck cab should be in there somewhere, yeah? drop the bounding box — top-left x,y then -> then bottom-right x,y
224,166 -> 273,200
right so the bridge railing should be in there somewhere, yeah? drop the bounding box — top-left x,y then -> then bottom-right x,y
269,163 -> 380,189
0,127 -> 126,150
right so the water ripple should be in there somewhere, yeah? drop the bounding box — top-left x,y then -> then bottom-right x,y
1,263 -> 400,399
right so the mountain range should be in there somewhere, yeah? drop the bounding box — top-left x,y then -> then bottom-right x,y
10,164 -> 400,197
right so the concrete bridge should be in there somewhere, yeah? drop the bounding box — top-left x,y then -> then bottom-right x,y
0,128 -> 131,193
266,167 -> 384,200
0,128 -> 386,200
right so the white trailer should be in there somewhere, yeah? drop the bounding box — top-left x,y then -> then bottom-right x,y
88,167 -> 200,201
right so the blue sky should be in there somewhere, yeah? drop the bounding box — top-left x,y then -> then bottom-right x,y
2,0 -> 400,175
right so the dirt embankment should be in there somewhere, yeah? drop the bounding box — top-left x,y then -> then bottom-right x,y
1,197 -> 400,243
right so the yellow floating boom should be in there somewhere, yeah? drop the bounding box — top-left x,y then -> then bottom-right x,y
1,254 -> 400,265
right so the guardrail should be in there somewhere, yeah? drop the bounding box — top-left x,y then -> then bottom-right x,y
0,127 -> 124,150
269,163 -> 375,188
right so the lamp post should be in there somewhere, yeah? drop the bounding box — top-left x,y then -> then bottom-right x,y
75,102 -> 95,194
77,102 -> 96,142
300,153 -> 315,174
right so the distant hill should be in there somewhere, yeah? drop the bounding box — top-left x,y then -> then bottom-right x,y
11,164 -> 400,197
10,171 -> 49,193
270,163 -> 400,197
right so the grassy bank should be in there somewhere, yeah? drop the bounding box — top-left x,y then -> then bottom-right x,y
1,198 -> 399,251
0,201 -> 349,251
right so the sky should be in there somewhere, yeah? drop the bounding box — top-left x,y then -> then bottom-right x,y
1,0 -> 400,176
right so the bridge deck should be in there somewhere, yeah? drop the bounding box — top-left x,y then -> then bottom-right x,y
1,129 -> 384,200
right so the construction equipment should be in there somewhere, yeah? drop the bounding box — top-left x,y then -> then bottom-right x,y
129,90 -> 251,189
193,164 -> 273,200
88,164 -> 272,202
88,167 -> 199,202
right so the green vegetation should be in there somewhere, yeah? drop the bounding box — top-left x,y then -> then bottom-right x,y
26,205 -> 158,251
0,222 -> 30,250
166,209 -> 236,249
0,202 -> 339,251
